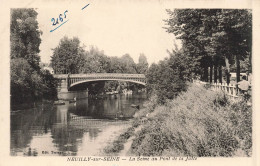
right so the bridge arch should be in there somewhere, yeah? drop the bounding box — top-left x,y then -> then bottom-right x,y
69,78 -> 146,90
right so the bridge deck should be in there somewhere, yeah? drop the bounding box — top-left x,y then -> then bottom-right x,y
53,73 -> 145,79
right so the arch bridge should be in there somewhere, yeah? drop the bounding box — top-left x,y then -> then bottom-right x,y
53,73 -> 146,100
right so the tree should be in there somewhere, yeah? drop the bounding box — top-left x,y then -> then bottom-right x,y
120,54 -> 137,73
11,58 -> 56,103
136,53 -> 149,74
51,36 -> 85,74
146,50 -> 192,104
108,56 -> 125,73
40,70 -> 58,98
11,9 -> 57,105
165,9 -> 252,84
213,10 -> 252,83
11,8 -> 42,71
107,54 -> 137,74
165,9 -> 211,81
11,58 -> 34,102
82,46 -> 110,73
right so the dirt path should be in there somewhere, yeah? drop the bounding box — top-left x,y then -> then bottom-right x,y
118,125 -> 143,156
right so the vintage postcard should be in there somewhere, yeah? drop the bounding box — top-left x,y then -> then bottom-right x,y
0,0 -> 259,166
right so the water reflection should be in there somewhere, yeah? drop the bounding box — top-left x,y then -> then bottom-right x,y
11,93 -> 147,156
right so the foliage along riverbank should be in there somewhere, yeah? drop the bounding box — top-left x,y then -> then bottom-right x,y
11,9 -> 58,106
104,83 -> 252,157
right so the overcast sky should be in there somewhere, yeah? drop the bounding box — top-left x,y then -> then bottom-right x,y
37,0 -> 181,65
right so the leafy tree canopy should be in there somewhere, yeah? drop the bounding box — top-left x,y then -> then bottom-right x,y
11,8 -> 42,71
51,36 -> 85,74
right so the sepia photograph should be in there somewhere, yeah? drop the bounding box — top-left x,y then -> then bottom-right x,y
9,3 -> 253,157
1,0 -> 259,165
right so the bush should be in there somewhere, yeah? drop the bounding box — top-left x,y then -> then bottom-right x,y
130,84 -> 252,157
11,58 -> 57,105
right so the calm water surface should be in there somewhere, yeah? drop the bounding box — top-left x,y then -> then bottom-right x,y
11,93 -> 147,156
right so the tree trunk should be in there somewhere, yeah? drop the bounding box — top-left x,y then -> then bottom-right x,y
249,52 -> 252,73
218,66 -> 222,84
210,65 -> 213,83
204,67 -> 208,82
225,57 -> 230,85
236,55 -> 240,83
200,71 -> 203,81
214,63 -> 218,83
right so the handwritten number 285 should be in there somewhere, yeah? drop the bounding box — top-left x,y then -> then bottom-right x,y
51,10 -> 68,26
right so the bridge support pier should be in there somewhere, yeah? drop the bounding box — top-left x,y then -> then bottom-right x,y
57,79 -> 89,100
60,79 -> 68,93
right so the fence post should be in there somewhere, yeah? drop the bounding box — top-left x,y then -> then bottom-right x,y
231,84 -> 235,100
223,83 -> 226,94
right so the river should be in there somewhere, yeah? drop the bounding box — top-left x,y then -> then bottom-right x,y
10,92 -> 147,156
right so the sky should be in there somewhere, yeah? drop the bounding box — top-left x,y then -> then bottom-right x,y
36,0 -> 181,65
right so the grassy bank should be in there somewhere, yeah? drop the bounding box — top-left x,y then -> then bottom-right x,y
104,83 -> 252,157
103,127 -> 135,155
130,83 -> 252,157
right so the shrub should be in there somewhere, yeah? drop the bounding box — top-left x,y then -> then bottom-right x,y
11,58 -> 57,105
130,84 -> 252,157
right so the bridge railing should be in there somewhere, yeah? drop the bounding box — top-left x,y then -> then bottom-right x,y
53,73 -> 146,79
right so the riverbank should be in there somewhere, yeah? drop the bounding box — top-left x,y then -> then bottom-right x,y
103,83 -> 252,157
11,98 -> 55,111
